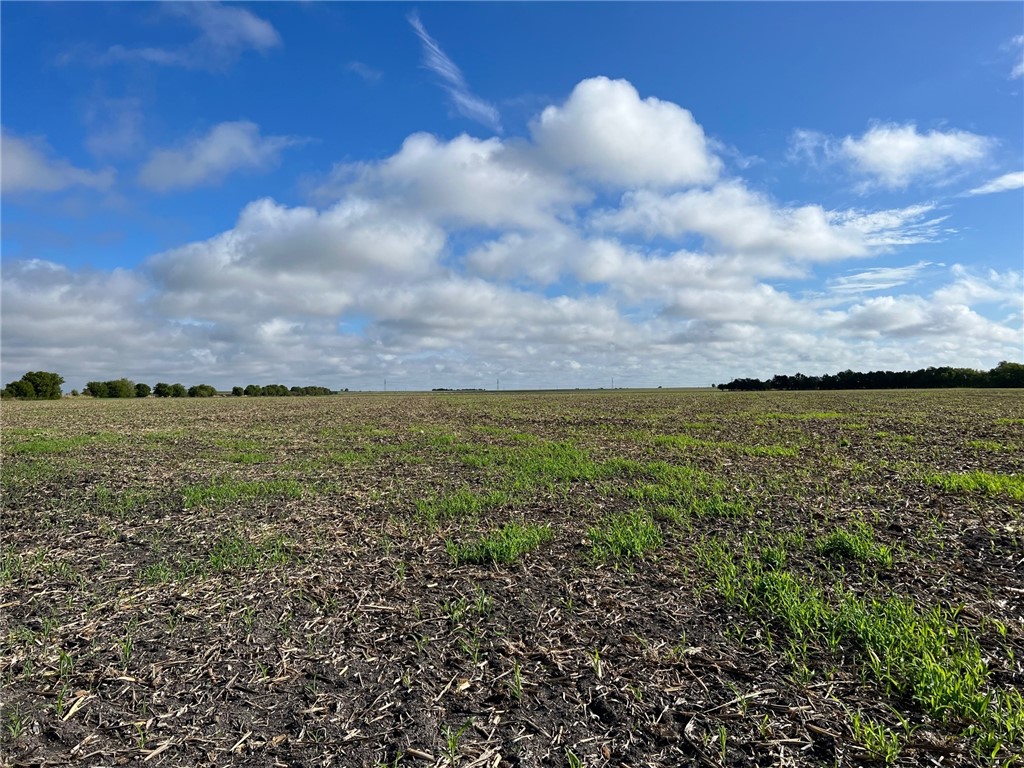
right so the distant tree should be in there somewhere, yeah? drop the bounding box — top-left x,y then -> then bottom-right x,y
3,371 -> 63,400
187,384 -> 217,398
135,383 -> 152,398
169,383 -> 187,398
153,382 -> 172,398
21,371 -> 64,399
989,361 -> 1024,388
231,386 -> 244,397
106,378 -> 135,398
243,384 -> 260,397
2,379 -> 35,399
70,389 -> 79,397
84,381 -> 110,398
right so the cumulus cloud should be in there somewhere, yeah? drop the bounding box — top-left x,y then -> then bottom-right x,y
139,121 -> 301,191
102,2 -> 280,71
1,129 -> 115,194
592,182 -> 944,260
964,171 -> 1024,196
317,132 -> 587,230
792,123 -> 991,190
408,12 -> 501,132
1011,35 -> 1024,79
532,77 -> 721,188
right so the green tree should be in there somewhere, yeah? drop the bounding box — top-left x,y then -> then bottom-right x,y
153,382 -> 172,398
187,384 -> 216,398
135,382 -> 152,398
231,386 -> 244,397
21,371 -> 64,399
169,383 -> 187,398
106,378 -> 135,398
243,384 -> 260,396
84,381 -> 110,398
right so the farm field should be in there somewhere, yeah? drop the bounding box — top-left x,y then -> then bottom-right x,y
1,389 -> 1022,767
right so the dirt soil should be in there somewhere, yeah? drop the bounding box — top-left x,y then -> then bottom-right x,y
1,389 -> 1022,767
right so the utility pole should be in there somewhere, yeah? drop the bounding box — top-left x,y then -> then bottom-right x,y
384,378 -> 387,392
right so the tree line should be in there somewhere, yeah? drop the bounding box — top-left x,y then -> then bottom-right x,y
2,371 -> 342,400
718,361 -> 1024,391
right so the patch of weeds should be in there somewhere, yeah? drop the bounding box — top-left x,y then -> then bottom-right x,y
446,522 -> 553,565
415,488 -> 509,526
144,532 -> 296,582
589,510 -> 662,562
182,478 -> 303,509
654,434 -> 796,458
7,432 -> 120,455
208,532 -> 295,571
924,471 -> 1024,502
704,543 -> 1024,759
227,452 -> 271,464
817,522 -> 893,567
849,710 -> 901,765
968,439 -> 1014,453
994,418 -> 1024,426
95,485 -> 152,519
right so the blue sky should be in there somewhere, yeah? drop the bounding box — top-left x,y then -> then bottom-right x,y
2,2 -> 1022,390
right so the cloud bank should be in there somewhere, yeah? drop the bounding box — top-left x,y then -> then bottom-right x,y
3,78 -> 1020,389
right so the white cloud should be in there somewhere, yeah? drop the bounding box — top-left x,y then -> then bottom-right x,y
592,182 -> 943,260
532,77 -> 721,188
835,123 -> 990,190
347,61 -> 383,84
408,12 -> 500,132
827,261 -> 936,295
3,76 -> 1020,389
139,121 -> 301,191
838,295 -> 1018,342
964,171 -> 1024,196
1011,35 -> 1024,79
102,2 -> 280,71
318,132 -> 587,230
1,130 -> 115,194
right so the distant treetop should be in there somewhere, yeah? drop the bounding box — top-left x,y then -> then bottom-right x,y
718,362 -> 1023,391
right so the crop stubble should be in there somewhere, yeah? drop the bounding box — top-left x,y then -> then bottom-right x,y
1,389 -> 1022,767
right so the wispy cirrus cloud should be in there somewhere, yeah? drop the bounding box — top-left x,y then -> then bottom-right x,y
1,129 -> 115,194
827,261 -> 937,295
95,3 -> 280,71
964,171 -> 1024,196
407,11 -> 501,133
139,121 -> 302,191
346,61 -> 383,84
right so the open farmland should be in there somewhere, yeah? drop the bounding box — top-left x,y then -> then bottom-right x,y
1,389 -> 1022,767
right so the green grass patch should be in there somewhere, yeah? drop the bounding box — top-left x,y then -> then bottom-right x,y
226,452 -> 271,464
446,522 -> 553,565
182,478 -> 304,509
967,439 -> 1014,453
817,522 -> 893,567
653,434 -> 796,458
415,487 -> 510,525
143,531 -> 296,582
699,541 -> 1024,759
7,432 -> 120,455
925,471 -> 1024,502
588,510 -> 662,562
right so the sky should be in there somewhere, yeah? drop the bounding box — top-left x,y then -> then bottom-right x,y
2,2 -> 1022,392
